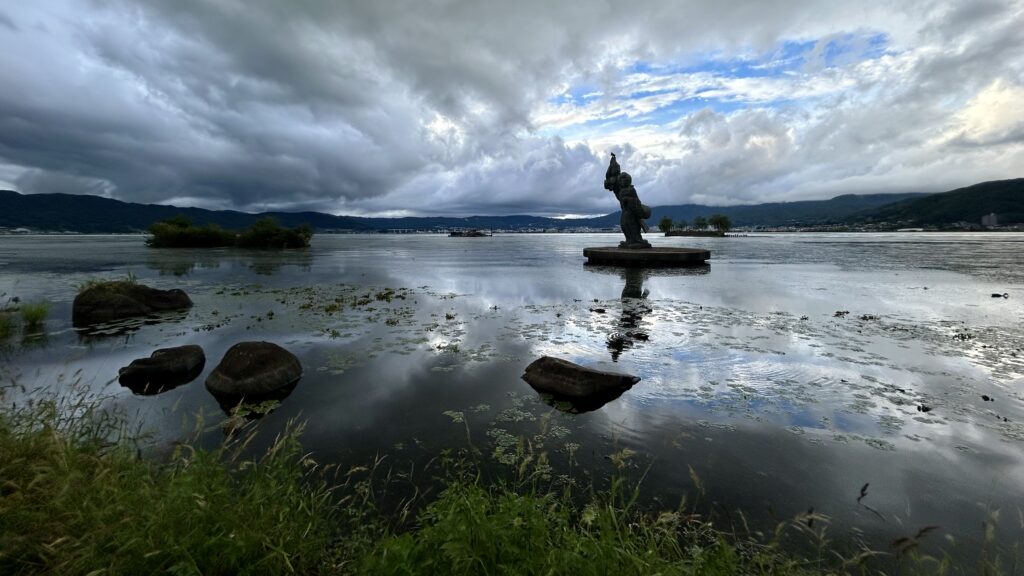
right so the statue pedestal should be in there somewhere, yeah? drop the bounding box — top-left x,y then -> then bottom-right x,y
583,246 -> 710,267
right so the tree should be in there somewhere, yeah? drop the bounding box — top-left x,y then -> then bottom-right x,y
692,216 -> 707,230
708,214 -> 732,232
675,218 -> 688,230
657,216 -> 673,233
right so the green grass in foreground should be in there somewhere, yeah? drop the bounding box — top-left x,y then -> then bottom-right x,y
0,395 -> 333,575
147,215 -> 313,249
0,390 -> 1017,575
0,312 -> 12,340
18,301 -> 49,330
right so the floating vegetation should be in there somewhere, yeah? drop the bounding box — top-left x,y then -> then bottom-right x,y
442,410 -> 465,423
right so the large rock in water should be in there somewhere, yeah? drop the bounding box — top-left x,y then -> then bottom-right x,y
205,341 -> 302,398
73,281 -> 192,326
522,356 -> 640,399
118,345 -> 206,395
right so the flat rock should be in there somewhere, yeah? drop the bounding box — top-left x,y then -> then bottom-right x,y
73,281 -> 192,326
522,356 -> 639,399
118,344 -> 205,395
583,246 -> 710,267
205,341 -> 302,399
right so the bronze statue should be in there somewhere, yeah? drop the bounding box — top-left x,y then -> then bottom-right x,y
604,153 -> 651,249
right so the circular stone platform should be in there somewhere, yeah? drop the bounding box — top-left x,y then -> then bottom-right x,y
583,246 -> 710,267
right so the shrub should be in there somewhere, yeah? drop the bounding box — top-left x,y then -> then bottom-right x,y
658,216 -> 674,233
236,218 -> 313,249
708,214 -> 732,232
147,216 -> 312,249
147,218 -> 235,248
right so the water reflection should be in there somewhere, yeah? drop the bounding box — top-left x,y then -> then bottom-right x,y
143,249 -> 313,277
3,234 -> 1024,559
585,264 -> 709,362
209,381 -> 301,419
73,310 -> 191,340
146,253 -> 223,276
247,251 -> 313,275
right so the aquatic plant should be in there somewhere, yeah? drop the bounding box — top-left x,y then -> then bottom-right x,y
18,301 -> 49,330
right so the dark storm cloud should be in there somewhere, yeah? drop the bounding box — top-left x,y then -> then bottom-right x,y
0,1 -> 1021,215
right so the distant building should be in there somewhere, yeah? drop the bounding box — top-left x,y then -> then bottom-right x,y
982,213 -> 999,227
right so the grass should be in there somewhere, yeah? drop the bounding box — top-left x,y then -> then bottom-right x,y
75,272 -> 139,295
18,301 -> 49,330
0,392 -> 334,575
147,215 -> 313,249
0,312 -> 12,340
355,475 -> 812,575
0,387 -> 1018,575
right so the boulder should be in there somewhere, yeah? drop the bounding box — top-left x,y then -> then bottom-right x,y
73,281 -> 192,326
522,356 -> 639,399
118,344 -> 205,395
205,341 -> 302,398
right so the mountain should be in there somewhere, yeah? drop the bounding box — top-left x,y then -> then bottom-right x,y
0,191 -> 370,233
573,192 -> 929,229
853,178 -> 1024,226
1,182 -> 1015,232
0,189 -> 927,233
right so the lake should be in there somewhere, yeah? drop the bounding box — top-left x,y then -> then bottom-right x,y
1,232 -> 1022,556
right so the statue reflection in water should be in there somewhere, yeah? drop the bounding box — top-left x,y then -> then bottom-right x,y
606,267 -> 652,362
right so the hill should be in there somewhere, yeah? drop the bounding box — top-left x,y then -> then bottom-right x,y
575,193 -> 928,229
853,178 -> 1024,226
0,189 -> 942,233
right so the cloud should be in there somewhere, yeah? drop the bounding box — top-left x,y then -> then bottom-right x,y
0,0 -> 1021,216
943,79 -> 1024,147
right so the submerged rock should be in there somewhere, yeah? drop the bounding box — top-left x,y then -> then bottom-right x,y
73,281 -> 192,326
522,356 -> 639,399
205,341 -> 302,399
118,344 -> 205,395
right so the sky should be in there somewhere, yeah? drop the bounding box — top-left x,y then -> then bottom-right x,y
0,1 -> 1022,217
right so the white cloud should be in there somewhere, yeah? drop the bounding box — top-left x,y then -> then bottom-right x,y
0,0 -> 1021,215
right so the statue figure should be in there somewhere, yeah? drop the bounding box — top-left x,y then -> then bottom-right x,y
604,153 -> 620,191
604,154 -> 651,249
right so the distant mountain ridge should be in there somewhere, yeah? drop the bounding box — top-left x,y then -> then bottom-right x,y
853,178 -> 1024,226
572,193 -> 929,229
0,179 -> 1018,233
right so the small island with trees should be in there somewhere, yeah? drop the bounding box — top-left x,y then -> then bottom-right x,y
146,216 -> 313,249
659,214 -> 732,237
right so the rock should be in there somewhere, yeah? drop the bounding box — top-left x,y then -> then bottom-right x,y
73,281 -> 192,326
522,356 -> 639,399
118,345 -> 205,395
205,341 -> 302,398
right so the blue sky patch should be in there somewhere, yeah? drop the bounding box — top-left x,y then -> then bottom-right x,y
542,31 -> 891,137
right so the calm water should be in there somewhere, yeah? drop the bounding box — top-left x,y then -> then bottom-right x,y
2,232 -> 1023,555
